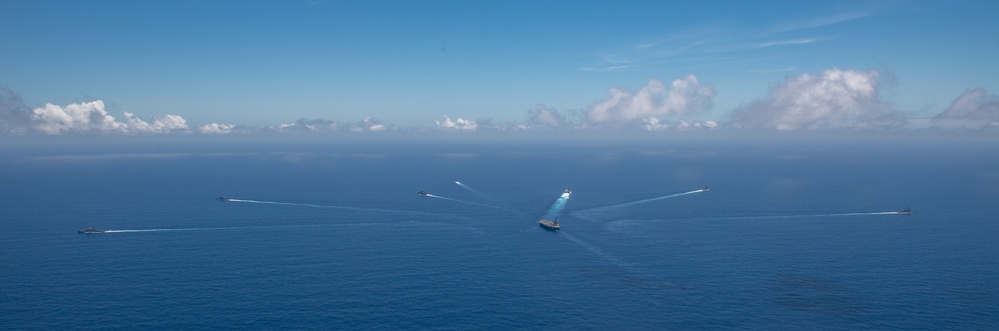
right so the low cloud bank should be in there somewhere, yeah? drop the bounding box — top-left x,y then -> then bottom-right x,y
0,86 -> 32,134
936,88 -> 999,121
641,118 -> 718,131
921,88 -> 999,130
352,117 -> 387,132
4,72 -> 998,135
274,118 -> 340,132
273,117 -> 390,133
527,104 -> 570,128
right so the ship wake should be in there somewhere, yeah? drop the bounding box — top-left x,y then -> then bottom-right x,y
576,189 -> 705,213
225,198 -> 402,213
425,194 -> 505,210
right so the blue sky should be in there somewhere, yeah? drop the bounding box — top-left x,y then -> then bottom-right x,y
1,0 -> 997,134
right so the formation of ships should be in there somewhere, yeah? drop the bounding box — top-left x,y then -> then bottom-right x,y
82,189 -> 916,233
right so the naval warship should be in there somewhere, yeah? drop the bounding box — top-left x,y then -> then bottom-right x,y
538,218 -> 560,231
78,226 -> 107,234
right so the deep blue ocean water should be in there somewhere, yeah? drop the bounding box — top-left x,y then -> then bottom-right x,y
2,134 -> 997,330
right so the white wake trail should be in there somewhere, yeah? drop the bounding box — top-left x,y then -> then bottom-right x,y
228,199 -> 323,208
226,198 -> 411,214
558,231 -> 631,268
543,191 -> 571,218
657,211 -> 912,222
426,194 -> 504,210
577,189 -> 705,213
103,226 -> 255,233
454,181 -> 521,214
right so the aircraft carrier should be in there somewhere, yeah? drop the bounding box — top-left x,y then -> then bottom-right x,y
538,218 -> 560,231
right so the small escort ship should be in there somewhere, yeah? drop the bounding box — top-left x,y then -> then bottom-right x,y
78,226 -> 107,234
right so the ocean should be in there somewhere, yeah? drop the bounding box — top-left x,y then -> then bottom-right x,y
2,133 -> 997,330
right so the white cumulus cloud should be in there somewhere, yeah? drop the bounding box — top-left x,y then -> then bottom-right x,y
435,115 -> 477,131
32,100 -> 123,134
730,68 -> 900,130
123,112 -> 188,133
199,122 -> 236,134
31,100 -> 190,134
587,75 -> 715,124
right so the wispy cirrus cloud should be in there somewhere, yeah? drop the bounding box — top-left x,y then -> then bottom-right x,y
582,7 -> 876,73
755,38 -> 820,48
762,10 -> 874,35
749,67 -> 796,74
581,28 -> 723,72
581,33 -> 783,72
580,65 -> 635,73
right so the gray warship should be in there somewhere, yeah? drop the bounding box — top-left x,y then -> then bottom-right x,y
538,218 -> 560,231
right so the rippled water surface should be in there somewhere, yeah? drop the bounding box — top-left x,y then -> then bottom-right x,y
2,137 -> 996,330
